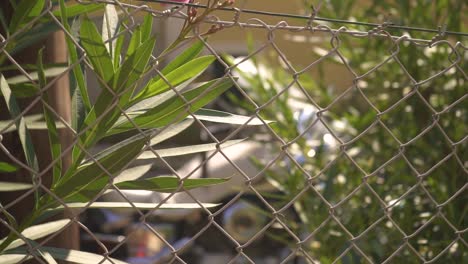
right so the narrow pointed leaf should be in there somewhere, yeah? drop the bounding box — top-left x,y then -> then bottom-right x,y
8,0 -> 44,33
37,49 -> 62,184
56,129 -> 159,202
132,56 -> 215,103
38,250 -> 57,264
0,114 -> 42,133
138,139 -> 244,159
51,3 -> 104,19
113,38 -> 155,95
112,164 -> 153,184
159,39 -> 205,77
80,16 -> 114,83
125,25 -> 141,60
0,162 -> 19,173
140,14 -> 153,43
0,74 -> 39,173
0,182 -> 33,192
0,254 -> 31,264
0,219 -> 70,251
72,37 -> 155,163
113,24 -> 126,68
111,77 -> 233,134
115,176 -> 230,192
6,67 -> 67,85
1,120 -> 67,133
111,77 -> 198,130
191,109 -> 273,125
102,4 -> 119,58
59,0 -> 91,110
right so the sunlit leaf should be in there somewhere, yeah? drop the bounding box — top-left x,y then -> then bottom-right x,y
191,109 -> 273,125
138,139 -> 244,160
102,4 -> 119,58
0,219 -> 70,250
56,128 -> 164,204
37,49 -> 62,184
0,254 -> 31,264
0,74 -> 39,173
0,182 -> 33,192
132,56 -> 215,103
59,0 -> 91,111
111,77 -> 233,134
80,16 -> 114,83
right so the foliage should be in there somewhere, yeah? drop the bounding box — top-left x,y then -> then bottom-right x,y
229,0 -> 466,263
0,0 -> 247,263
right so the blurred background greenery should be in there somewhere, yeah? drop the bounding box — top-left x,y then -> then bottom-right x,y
225,0 -> 466,263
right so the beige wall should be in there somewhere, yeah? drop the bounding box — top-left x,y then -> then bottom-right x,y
198,0 -> 355,91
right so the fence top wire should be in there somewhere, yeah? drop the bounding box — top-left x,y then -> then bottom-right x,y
145,0 -> 468,37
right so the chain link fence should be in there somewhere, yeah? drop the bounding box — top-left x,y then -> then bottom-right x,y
0,0 -> 466,263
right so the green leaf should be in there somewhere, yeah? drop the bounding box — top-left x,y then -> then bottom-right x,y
0,74 -> 39,173
9,22 -> 58,56
37,49 -> 62,184
0,182 -> 33,192
8,246 -> 127,264
113,38 -> 155,98
0,254 -> 31,264
115,176 -> 230,192
140,13 -> 153,43
125,25 -> 141,60
80,16 -> 114,83
51,3 -> 104,19
80,128 -> 157,165
54,129 -> 157,202
3,83 -> 38,98
0,162 -> 18,173
159,39 -> 205,77
8,0 -> 44,33
111,77 -> 233,134
113,24 -> 126,68
0,219 -> 70,251
58,2 -> 91,111
138,139 -> 244,160
191,109 -> 273,125
73,38 -> 156,163
102,4 -> 119,59
132,55 -> 215,103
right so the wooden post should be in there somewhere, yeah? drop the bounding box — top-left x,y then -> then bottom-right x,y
0,0 -> 79,259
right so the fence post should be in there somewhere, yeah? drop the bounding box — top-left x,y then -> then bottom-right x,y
0,0 -> 79,257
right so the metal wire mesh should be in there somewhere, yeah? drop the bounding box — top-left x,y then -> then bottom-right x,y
0,0 -> 466,263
